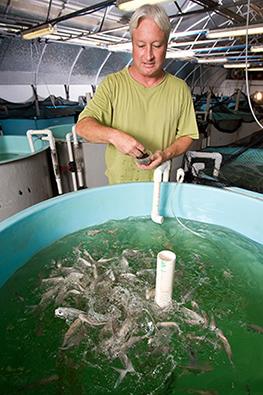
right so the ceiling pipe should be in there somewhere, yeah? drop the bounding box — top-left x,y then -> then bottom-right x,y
95,51 -> 112,86
20,0 -> 115,36
67,46 -> 85,88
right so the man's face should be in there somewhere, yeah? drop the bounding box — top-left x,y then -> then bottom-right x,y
132,18 -> 167,78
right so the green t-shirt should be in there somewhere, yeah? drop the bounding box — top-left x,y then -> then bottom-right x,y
78,67 -> 199,184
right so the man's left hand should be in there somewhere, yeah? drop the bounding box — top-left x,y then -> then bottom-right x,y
136,150 -> 166,170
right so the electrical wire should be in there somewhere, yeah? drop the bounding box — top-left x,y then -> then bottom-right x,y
244,0 -> 263,130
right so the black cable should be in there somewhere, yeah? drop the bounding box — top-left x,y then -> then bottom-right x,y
96,7 -> 108,33
46,0 -> 53,22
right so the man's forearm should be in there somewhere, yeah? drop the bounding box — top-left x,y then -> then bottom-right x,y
163,136 -> 193,161
76,117 -> 117,144
76,116 -> 145,158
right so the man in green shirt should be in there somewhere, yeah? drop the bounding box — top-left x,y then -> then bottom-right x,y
76,4 -> 199,184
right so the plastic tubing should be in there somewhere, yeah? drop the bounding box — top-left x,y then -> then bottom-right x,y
27,129 -> 63,195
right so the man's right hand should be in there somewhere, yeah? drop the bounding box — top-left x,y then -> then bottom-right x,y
76,117 -> 145,158
110,129 -> 146,158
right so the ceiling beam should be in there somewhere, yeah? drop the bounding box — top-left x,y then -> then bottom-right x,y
190,0 -> 246,24
169,7 -> 215,19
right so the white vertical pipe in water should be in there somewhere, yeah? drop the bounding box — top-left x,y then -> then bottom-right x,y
155,250 -> 176,309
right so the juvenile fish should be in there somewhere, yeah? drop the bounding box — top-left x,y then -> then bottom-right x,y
188,390 -> 218,395
156,321 -> 182,335
61,318 -> 85,349
181,307 -> 207,326
113,353 -> 136,388
210,318 -> 233,364
247,323 -> 263,334
55,307 -> 86,321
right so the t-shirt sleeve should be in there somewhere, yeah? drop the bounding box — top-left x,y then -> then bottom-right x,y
78,76 -> 113,126
177,84 -> 199,140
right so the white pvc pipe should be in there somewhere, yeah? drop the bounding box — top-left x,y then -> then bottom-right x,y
185,151 -> 223,177
66,132 -> 78,192
151,161 -> 171,224
27,129 -> 63,195
155,250 -> 176,309
192,162 -> 205,176
72,125 -> 84,188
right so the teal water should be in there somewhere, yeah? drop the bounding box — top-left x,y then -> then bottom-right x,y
0,217 -> 263,395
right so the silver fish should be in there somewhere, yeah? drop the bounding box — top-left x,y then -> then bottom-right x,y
113,353 -> 136,388
210,317 -> 233,363
61,317 -> 85,349
55,307 -> 85,321
247,323 -> 263,334
181,307 -> 207,326
156,321 -> 182,335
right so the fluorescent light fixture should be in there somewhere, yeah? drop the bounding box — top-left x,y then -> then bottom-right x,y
198,57 -> 227,64
22,23 -> 56,40
248,67 -> 263,71
64,38 -> 102,47
169,38 -> 227,47
207,23 -> 263,39
166,50 -> 195,59
107,42 -> 132,52
251,45 -> 263,53
170,30 -> 207,39
116,0 -> 168,12
224,63 -> 251,68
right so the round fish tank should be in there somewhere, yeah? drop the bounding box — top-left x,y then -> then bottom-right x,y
49,123 -> 108,191
0,135 -> 53,221
0,183 -> 262,394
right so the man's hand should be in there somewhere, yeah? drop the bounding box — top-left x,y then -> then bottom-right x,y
110,130 -> 145,158
136,150 -> 165,170
76,117 -> 145,158
136,136 -> 193,170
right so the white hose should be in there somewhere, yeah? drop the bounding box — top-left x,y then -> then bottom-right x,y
244,0 -> 263,130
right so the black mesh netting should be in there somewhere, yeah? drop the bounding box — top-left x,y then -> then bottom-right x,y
194,91 -> 263,135
183,129 -> 263,194
0,96 -> 85,120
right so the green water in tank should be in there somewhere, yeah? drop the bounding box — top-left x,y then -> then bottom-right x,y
0,153 -> 22,162
0,217 -> 263,395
